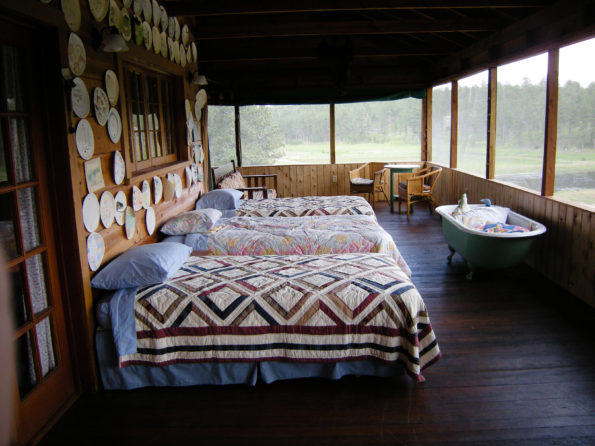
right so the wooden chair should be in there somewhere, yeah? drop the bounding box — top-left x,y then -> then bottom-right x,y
349,163 -> 375,206
211,160 -> 278,199
373,168 -> 390,205
397,167 -> 442,220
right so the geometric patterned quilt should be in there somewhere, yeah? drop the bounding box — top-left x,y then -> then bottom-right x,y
120,253 -> 440,381
235,195 -> 376,219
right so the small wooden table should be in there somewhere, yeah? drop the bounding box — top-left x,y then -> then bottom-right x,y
384,164 -> 420,213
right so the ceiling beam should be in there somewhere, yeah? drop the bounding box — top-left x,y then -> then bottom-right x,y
167,0 -> 548,17
194,19 -> 499,40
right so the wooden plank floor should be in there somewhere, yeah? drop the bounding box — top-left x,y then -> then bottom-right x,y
40,202 -> 595,446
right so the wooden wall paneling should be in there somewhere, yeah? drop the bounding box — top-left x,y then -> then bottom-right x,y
585,213 -> 595,307
450,80 -> 458,168
317,164 -> 324,196
234,105 -> 242,166
303,164 -> 311,196
310,165 -> 317,196
542,48 -> 559,196
330,104 -> 336,164
560,205 -> 575,290
487,67 -> 497,179
282,167 -> 291,198
567,208 -> 583,297
330,164 -> 338,195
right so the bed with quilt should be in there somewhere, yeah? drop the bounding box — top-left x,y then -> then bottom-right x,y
195,189 -> 376,219
161,212 -> 412,278
92,243 -> 440,390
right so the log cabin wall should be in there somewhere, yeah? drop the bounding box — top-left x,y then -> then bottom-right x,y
2,0 -> 208,388
431,166 -> 595,308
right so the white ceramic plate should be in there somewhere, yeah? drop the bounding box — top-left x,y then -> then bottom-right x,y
105,69 -> 119,106
180,43 -> 186,67
160,6 -> 168,32
142,21 -> 152,51
197,165 -> 204,182
107,107 -> 122,143
181,24 -> 189,46
121,10 -> 132,41
113,150 -> 125,185
114,190 -> 127,225
152,26 -> 161,54
168,16 -> 175,38
173,39 -> 180,64
68,32 -> 86,76
196,89 -> 207,109
125,206 -> 135,240
168,36 -> 175,61
75,118 -> 94,160
133,0 -> 143,17
86,232 -> 105,271
71,77 -> 90,119
191,41 -> 197,63
145,206 -> 156,235
160,31 -> 168,57
174,17 -> 180,41
82,192 -> 100,232
153,176 -> 163,204
151,0 -> 160,27
131,185 -> 143,211
88,0 -> 109,22
184,99 -> 192,122
185,165 -> 193,188
93,87 -> 109,126
194,100 -> 201,122
173,173 -> 182,198
141,179 -> 151,209
62,0 -> 81,32
142,0 -> 152,24
99,190 -> 115,228
108,0 -> 122,30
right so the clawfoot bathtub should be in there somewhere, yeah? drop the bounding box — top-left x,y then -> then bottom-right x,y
436,205 -> 546,280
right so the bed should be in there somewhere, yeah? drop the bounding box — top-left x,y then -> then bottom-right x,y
166,214 -> 412,278
95,251 -> 440,389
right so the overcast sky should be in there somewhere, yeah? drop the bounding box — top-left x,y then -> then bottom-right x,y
438,36 -> 595,88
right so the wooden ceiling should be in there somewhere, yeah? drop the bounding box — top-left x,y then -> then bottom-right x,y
165,0 -> 595,105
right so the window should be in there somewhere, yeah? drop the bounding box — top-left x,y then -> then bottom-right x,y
431,83 -> 451,166
335,99 -> 421,163
125,64 -> 177,172
458,71 -> 488,176
495,53 -> 547,192
207,105 -> 236,167
555,37 -> 595,209
241,104 -> 329,166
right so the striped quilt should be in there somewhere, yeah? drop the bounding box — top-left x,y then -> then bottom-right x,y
120,253 -> 440,381
235,195 -> 376,219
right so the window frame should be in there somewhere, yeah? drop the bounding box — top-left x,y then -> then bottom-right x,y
123,62 -> 180,173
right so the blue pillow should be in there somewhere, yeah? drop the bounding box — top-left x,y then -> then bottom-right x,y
91,242 -> 192,290
195,189 -> 243,210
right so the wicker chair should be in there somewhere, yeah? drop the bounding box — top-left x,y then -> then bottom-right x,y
397,167 -> 442,220
212,160 -> 278,199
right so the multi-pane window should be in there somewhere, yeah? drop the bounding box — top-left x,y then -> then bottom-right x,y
126,65 -> 176,172
458,71 -> 488,176
431,83 -> 452,166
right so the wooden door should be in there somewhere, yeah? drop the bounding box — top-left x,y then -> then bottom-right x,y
0,18 -> 76,445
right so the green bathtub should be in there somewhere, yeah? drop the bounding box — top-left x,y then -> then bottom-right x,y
435,205 -> 546,280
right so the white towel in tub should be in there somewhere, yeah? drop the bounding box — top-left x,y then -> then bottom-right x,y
454,206 -> 510,230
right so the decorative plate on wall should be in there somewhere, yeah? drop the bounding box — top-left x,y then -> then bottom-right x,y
152,26 -> 161,54
153,175 -> 163,204
145,206 -> 156,235
121,10 -> 132,41
174,17 -> 180,42
75,118 -> 94,160
173,173 -> 183,198
61,0 -> 81,32
180,43 -> 186,67
184,99 -> 192,122
71,77 -> 90,118
86,232 -> 105,271
197,166 -> 204,182
68,32 -> 86,76
107,108 -> 122,143
88,0 -> 109,22
151,0 -> 160,27
133,0 -> 143,17
160,31 -> 168,57
167,36 -> 175,61
125,206 -> 135,240
181,24 -> 189,46
142,0 -> 152,24
113,150 -> 125,185
99,190 -> 115,228
123,0 -> 132,8
108,0 -> 122,30
160,6 -> 168,32
131,185 -> 143,211
185,165 -> 193,188
82,192 -> 100,232
194,100 -> 201,122
105,69 -> 119,106
173,39 -> 180,64
191,41 -> 197,64
134,20 -> 144,46
168,17 -> 175,38
114,190 -> 127,225
196,89 -> 207,109
142,21 -> 152,51
93,87 -> 110,126
141,179 -> 151,209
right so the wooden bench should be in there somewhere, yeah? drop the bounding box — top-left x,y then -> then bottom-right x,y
211,160 -> 278,199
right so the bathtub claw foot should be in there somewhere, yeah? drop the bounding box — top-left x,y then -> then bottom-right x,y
466,263 -> 476,280
447,246 -> 455,264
